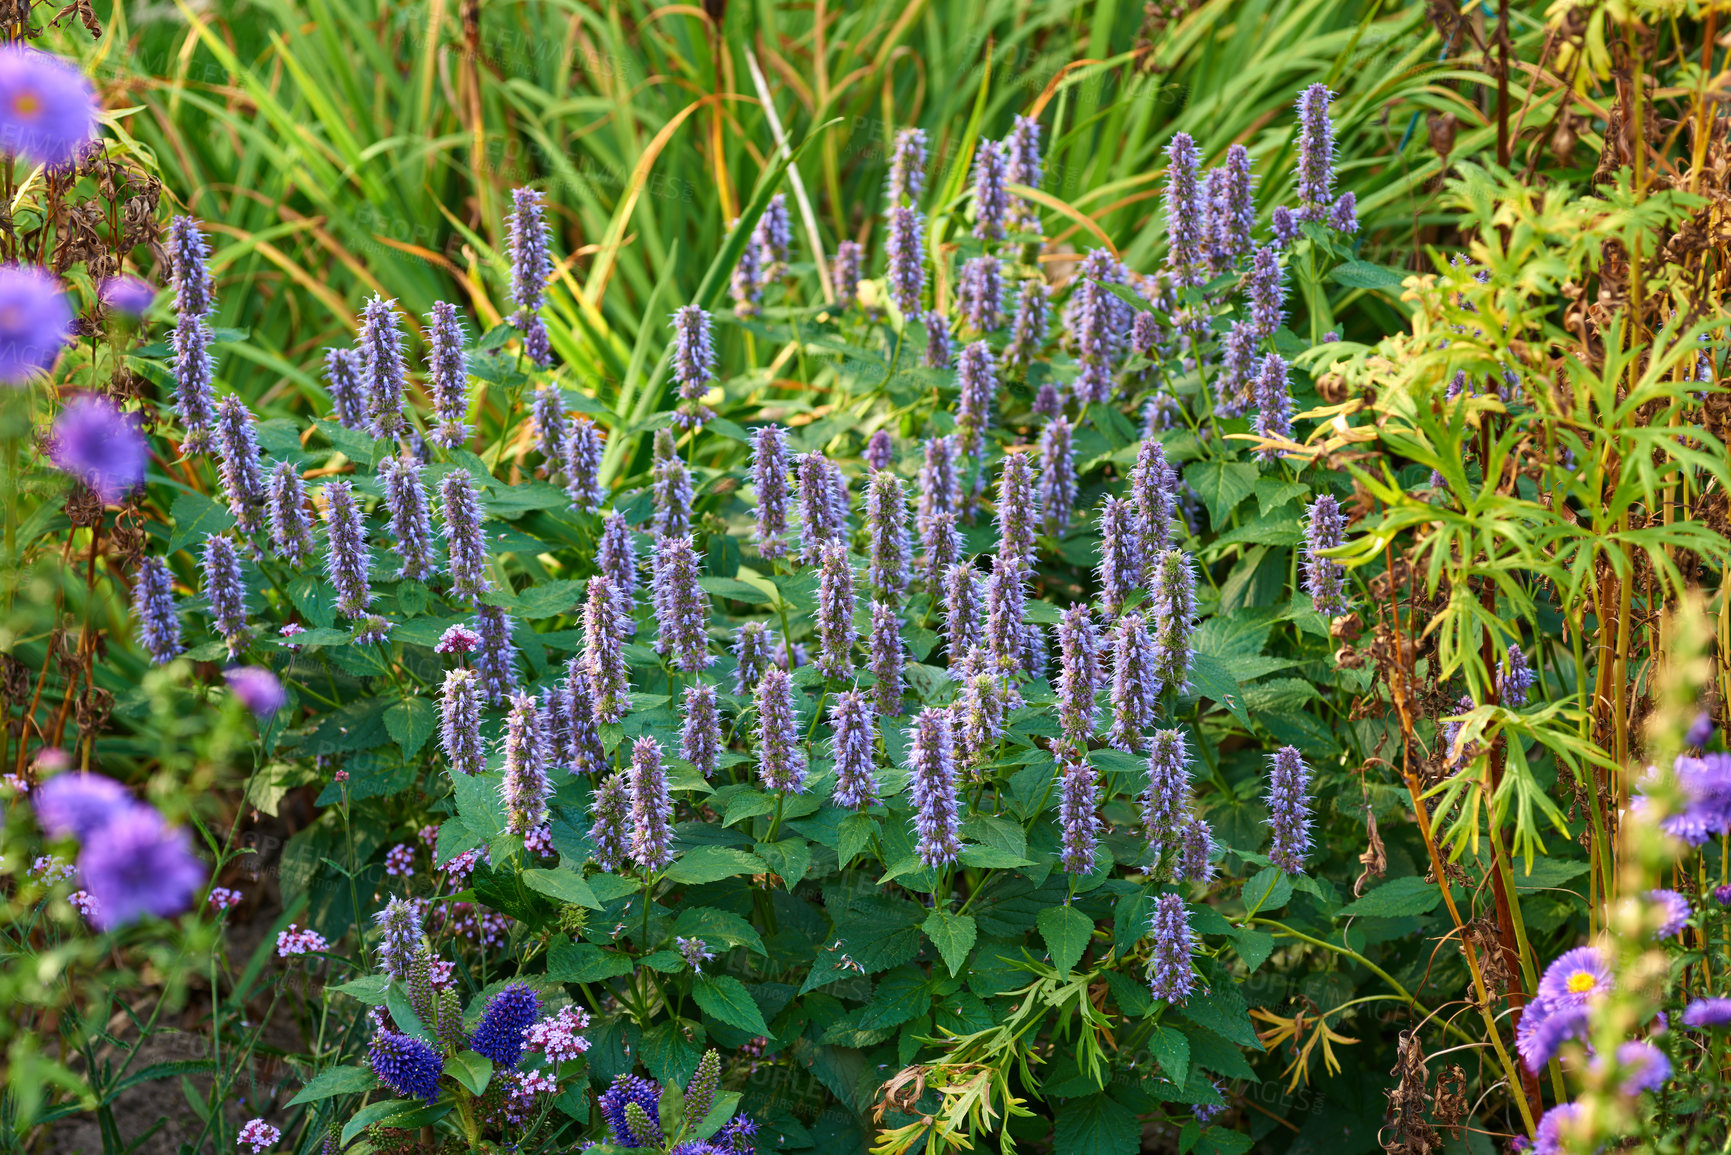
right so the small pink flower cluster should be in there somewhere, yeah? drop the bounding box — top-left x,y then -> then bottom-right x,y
429,957 -> 456,988
432,901 -> 513,947
502,1070 -> 557,1125
435,623 -> 480,655
524,1004 -> 592,1063
524,824 -> 555,857
69,890 -> 100,923
208,887 -> 243,910
1,773 -> 27,793
236,1119 -> 280,1154
276,924 -> 329,957
418,823 -> 439,847
384,843 -> 414,877
30,855 -> 76,883
440,847 -> 486,881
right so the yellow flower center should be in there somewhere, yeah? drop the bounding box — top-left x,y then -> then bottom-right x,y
1566,971 -> 1597,994
11,92 -> 42,118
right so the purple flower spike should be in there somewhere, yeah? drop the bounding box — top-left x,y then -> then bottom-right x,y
319,481 -> 371,618
918,435 -> 961,534
168,325 -> 217,451
922,509 -> 962,595
680,682 -> 722,778
755,192 -> 793,275
358,296 -> 408,438
0,45 -> 99,167
829,690 -> 881,809
266,462 -> 314,565
886,128 -> 929,206
562,656 -> 607,774
1097,497 -> 1141,616
501,691 -> 552,835
474,603 -> 519,704
1146,893 -> 1195,1003
132,555 -> 184,664
598,513 -> 639,633
1205,144 -> 1256,274
629,737 -> 673,872
564,415 -> 605,512
1108,613 -> 1160,753
1056,604 -> 1103,754
833,240 -> 864,307
650,429 -> 693,539
530,385 -> 568,471
729,218 -> 762,317
439,668 -> 484,777
49,395 -> 146,504
201,533 -> 250,658
731,620 -> 776,696
1140,729 -> 1192,857
995,451 -> 1039,570
1149,549 -> 1196,695
1058,756 -> 1100,875
1498,643 -> 1533,707
920,310 -> 953,370
1301,494 -> 1347,617
324,346 -> 367,432
1004,115 -> 1044,234
885,205 -> 926,316
1252,352 -> 1292,461
211,395 -> 266,532
1163,132 -> 1205,288
379,453 -> 435,582
953,670 -> 1006,773
971,139 -> 1010,242
958,256 -> 1004,333
1038,415 -> 1076,538
671,304 -> 717,431
752,424 -> 791,560
507,187 -> 554,365
865,469 -> 911,601
1328,191 -> 1359,234
983,553 -> 1028,679
907,707 -> 961,869
438,470 -> 491,605
584,574 -> 631,724
868,600 -> 905,716
1265,745 -> 1313,873
651,534 -> 712,673
796,452 -> 846,563
588,773 -> 631,872
815,541 -> 858,680
864,429 -> 894,472
1247,246 -> 1286,342
78,804 -> 206,930
167,216 -> 215,319
425,301 -> 471,448
1002,279 -> 1050,376
474,984 -> 539,1067
373,896 -> 422,981
1130,439 -> 1178,582
941,561 -> 982,664
1175,813 -> 1216,883
1069,250 -> 1132,406
955,341 -> 997,463
369,1030 -> 442,1103
754,667 -> 806,793
1294,84 -> 1338,221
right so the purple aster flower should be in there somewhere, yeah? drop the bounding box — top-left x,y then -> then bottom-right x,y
588,772 -> 630,872
322,346 -> 367,432
319,481 -> 371,618
1163,132 -> 1205,287
211,395 -> 267,532
1108,613 -> 1159,752
473,984 -> 539,1067
501,691 -> 551,834
680,682 -> 722,778
628,736 -> 673,872
1294,84 -> 1338,221
1650,888 -> 1692,939
751,423 -> 791,559
507,187 -> 554,365
424,301 -> 471,447
1055,604 -> 1102,754
729,218 -> 762,316
33,772 -> 131,840
886,127 -> 928,206
1265,745 -> 1313,873
128,555 -> 185,667
474,603 -> 519,704
1515,998 -> 1585,1073
958,256 -> 1004,333
650,429 -> 693,538
907,707 -> 960,868
1498,643 -> 1533,707
1635,752 -> 1731,845
1058,757 -> 1100,875
885,205 -> 926,316
1205,144 -> 1255,274
955,340 -> 997,465
995,451 -> 1039,570
373,896 -> 422,981
77,803 -> 206,930
357,296 -> 408,438
1097,497 -> 1141,615
829,690 -> 880,809
815,540 -> 857,680
48,395 -> 146,503
0,46 -> 97,167
1246,245 -> 1286,342
379,453 -> 435,581
201,533 -> 250,658
225,667 -> 284,719
1038,416 -> 1076,537
1302,494 -> 1348,616
368,1029 -> 442,1102
1002,278 -> 1050,376
971,139 -> 1010,242
1683,998 -> 1731,1028
1687,711 -> 1716,749
865,469 -> 911,601
864,429 -> 893,472
983,552 -> 1028,678
265,462 -> 314,565
754,667 -> 806,793
918,435 -> 961,534
755,192 -> 793,275
1147,893 -> 1195,1003
1716,883 -> 1731,906
584,574 -> 631,724
1140,728 -> 1191,856
833,240 -> 864,307
1004,114 -> 1044,233
1130,438 -> 1178,579
651,534 -> 712,673
598,512 -> 639,632
920,309 -> 953,370
600,1075 -> 664,1147
0,263 -> 74,386
1252,352 -> 1292,460
530,385 -> 568,470
941,561 -> 982,664
563,415 -> 606,512
731,620 -> 776,696
439,667 -> 484,777
868,600 -> 905,716
1215,321 -> 1257,417
1604,1040 -> 1670,1095
437,470 -> 491,605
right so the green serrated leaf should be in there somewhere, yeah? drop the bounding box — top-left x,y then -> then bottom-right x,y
692,976 -> 771,1038
545,940 -> 636,983
522,867 -> 603,910
753,838 -> 811,888
836,813 -> 878,867
286,1065 -> 379,1106
662,845 -> 767,885
384,696 -> 437,759
1036,904 -> 1094,977
167,490 -> 236,557
923,910 -> 977,977
1335,875 -> 1443,919
1241,867 -> 1293,917
1182,461 -> 1258,530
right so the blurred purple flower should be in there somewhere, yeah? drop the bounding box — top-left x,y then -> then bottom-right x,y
0,264 -> 73,385
33,772 -> 131,840
99,275 -> 155,317
49,395 -> 146,502
0,45 -> 98,167
225,667 -> 285,719
78,804 -> 206,930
